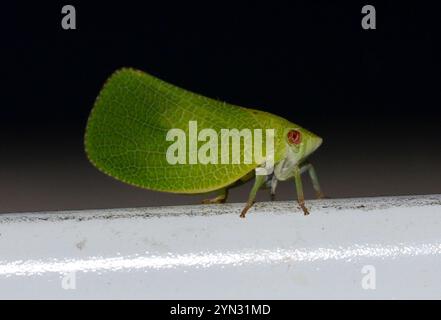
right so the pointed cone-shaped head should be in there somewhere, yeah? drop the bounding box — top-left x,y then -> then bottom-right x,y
285,126 -> 322,161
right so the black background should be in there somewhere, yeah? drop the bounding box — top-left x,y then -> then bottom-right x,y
1,1 -> 440,213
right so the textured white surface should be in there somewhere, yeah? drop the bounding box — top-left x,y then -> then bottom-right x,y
1,194 -> 441,299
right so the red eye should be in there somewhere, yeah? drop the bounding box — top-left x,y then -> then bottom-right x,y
287,130 -> 301,145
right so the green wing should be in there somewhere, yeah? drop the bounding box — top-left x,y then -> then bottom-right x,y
85,68 -> 266,193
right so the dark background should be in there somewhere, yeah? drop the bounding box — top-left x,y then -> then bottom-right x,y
1,1 -> 440,213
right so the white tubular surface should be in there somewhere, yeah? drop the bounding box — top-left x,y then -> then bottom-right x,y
1,195 -> 441,299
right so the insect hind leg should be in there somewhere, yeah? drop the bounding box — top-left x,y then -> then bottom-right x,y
202,188 -> 229,204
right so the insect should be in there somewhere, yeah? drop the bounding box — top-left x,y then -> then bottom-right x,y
85,68 -> 324,218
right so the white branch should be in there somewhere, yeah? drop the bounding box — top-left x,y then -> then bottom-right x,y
1,194 -> 440,299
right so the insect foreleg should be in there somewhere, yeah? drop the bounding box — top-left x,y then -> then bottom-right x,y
299,162 -> 324,199
293,166 -> 309,215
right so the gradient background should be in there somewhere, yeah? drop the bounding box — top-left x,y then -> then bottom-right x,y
1,2 -> 440,213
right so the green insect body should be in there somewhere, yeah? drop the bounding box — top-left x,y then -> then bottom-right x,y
85,68 -> 323,217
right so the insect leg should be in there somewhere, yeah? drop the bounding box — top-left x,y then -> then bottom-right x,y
293,166 -> 310,215
299,162 -> 324,199
202,187 -> 229,204
240,174 -> 267,218
270,175 -> 278,201
262,174 -> 277,200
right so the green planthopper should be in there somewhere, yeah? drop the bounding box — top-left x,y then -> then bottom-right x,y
85,68 -> 323,217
